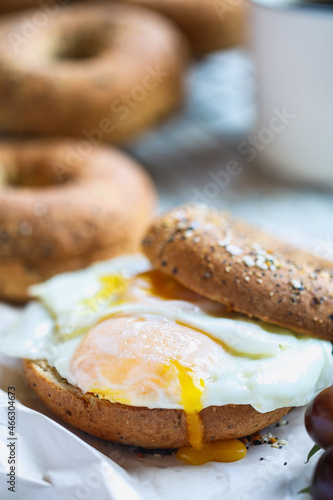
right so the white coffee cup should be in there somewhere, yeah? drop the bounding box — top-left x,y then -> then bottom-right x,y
250,0 -> 333,187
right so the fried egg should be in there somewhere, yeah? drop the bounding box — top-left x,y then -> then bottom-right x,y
2,254 -> 333,464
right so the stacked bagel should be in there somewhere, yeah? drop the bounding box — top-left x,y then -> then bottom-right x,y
0,1 -> 246,56
0,1 -> 245,140
0,0 -> 246,300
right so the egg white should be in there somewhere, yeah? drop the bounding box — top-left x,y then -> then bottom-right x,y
2,254 -> 333,413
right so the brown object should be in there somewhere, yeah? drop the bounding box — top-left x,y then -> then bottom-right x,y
142,204 -> 333,341
0,3 -> 188,141
0,0 -> 39,14
0,140 -> 156,301
23,359 -> 291,449
120,0 -> 246,56
83,0 -> 246,56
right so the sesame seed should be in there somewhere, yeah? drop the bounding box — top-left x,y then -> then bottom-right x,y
256,259 -> 268,271
226,244 -> 243,256
217,236 -> 232,247
245,276 -> 250,282
291,279 -> 303,289
243,256 -> 255,267
276,420 -> 288,427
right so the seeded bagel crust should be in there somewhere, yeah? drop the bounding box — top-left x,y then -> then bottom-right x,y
0,140 -> 156,301
23,359 -> 291,449
142,204 -> 333,341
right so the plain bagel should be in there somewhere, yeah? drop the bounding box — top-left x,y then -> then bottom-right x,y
23,359 -> 291,449
0,3 -> 188,141
142,204 -> 333,341
0,140 -> 156,301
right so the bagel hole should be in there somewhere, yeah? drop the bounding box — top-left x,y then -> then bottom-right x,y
3,159 -> 72,188
54,28 -> 108,61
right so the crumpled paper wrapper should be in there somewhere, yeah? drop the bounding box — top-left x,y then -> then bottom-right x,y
0,302 -> 319,500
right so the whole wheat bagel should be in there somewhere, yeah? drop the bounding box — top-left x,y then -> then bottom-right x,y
83,0 -> 246,56
142,204 -> 333,342
0,140 -> 156,301
23,359 -> 291,449
0,2 -> 187,141
1,0 -> 245,56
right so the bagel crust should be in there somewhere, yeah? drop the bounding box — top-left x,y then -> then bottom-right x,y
142,204 -> 333,341
0,140 -> 156,301
23,359 -> 291,449
0,3 -> 187,141
84,0 -> 246,56
0,0 -> 38,13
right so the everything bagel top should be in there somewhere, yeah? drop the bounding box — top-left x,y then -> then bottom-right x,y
142,204 -> 333,341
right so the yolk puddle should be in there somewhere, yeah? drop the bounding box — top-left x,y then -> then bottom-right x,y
137,270 -> 201,302
170,360 -> 247,465
176,439 -> 247,466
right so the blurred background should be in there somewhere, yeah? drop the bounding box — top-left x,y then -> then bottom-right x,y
0,0 -> 332,259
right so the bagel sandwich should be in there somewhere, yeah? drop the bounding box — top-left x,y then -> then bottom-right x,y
2,204 -> 333,465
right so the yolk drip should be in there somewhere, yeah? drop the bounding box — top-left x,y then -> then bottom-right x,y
171,359 -> 247,465
170,360 -> 205,450
74,273 -> 248,467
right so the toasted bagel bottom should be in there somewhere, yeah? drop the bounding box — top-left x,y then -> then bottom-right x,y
23,360 -> 291,449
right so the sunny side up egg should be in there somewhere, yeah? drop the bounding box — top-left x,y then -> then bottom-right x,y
2,254 -> 333,465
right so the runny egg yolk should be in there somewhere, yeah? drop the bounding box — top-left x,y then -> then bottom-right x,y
169,360 -> 205,450
78,269 -> 213,315
171,360 -> 246,465
70,315 -> 247,466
